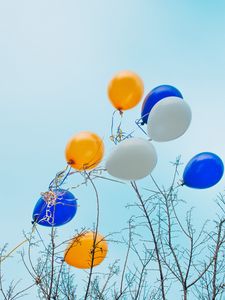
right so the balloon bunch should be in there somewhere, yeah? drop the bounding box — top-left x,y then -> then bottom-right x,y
106,70 -> 224,188
32,131 -> 108,269
29,70 -> 224,271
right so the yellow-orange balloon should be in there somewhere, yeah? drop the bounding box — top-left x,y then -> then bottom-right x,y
108,71 -> 144,111
64,231 -> 108,269
65,131 -> 104,170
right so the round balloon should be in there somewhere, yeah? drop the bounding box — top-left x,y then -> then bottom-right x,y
106,138 -> 157,180
108,71 -> 144,111
64,231 -> 108,269
147,97 -> 191,142
65,131 -> 104,171
183,152 -> 224,189
32,189 -> 77,227
141,85 -> 183,124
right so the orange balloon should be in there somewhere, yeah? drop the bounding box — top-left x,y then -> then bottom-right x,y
65,131 -> 104,171
64,231 -> 108,269
108,71 -> 144,111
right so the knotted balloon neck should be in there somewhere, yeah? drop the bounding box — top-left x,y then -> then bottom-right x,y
179,179 -> 185,187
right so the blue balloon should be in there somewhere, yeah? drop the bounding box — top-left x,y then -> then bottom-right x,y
141,85 -> 183,124
183,152 -> 224,189
32,189 -> 77,227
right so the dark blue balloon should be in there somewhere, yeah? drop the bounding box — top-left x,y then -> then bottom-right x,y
183,152 -> 224,189
32,189 -> 77,227
141,85 -> 183,124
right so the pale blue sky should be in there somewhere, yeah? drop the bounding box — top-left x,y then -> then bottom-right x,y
0,1 -> 225,298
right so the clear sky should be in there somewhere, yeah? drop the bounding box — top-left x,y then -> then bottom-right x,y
0,1 -> 225,299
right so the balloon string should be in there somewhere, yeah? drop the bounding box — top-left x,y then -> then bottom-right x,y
135,113 -> 149,136
110,110 -> 123,144
48,165 -> 72,190
0,224 -> 37,263
110,110 -> 135,144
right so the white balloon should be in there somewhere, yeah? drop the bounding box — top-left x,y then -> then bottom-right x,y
147,97 -> 192,142
106,138 -> 157,181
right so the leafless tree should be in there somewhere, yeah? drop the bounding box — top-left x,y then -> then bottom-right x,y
130,158 -> 225,299
0,160 -> 225,299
